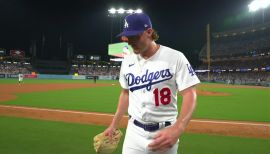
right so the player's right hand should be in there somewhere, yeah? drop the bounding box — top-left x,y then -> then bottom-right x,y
103,125 -> 117,141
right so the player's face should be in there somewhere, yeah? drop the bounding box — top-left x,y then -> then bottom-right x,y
121,29 -> 153,54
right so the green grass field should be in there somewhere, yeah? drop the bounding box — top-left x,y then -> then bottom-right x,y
0,78 -> 269,122
0,78 -> 269,154
0,116 -> 269,154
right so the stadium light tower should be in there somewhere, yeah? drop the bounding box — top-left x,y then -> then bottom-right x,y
248,0 -> 270,24
108,8 -> 143,15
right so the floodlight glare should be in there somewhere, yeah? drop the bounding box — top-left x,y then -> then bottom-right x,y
127,9 -> 134,14
117,8 -> 125,14
135,9 -> 143,13
248,0 -> 270,12
108,8 -> 116,14
261,0 -> 270,8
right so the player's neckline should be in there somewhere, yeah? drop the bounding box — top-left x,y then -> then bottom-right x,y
139,44 -> 161,61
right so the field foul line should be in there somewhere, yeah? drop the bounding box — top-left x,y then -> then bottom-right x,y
0,105 -> 270,127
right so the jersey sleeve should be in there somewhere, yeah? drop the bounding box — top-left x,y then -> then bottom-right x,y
119,58 -> 129,89
175,53 -> 200,91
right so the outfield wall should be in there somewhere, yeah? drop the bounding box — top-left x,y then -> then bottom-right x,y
0,73 -> 118,80
0,73 -> 268,86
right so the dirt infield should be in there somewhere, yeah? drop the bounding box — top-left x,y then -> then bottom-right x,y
0,105 -> 269,139
196,89 -> 230,96
0,83 -> 230,102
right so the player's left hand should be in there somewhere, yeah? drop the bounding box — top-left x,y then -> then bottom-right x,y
148,125 -> 183,152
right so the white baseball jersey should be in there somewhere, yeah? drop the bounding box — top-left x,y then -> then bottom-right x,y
119,45 -> 200,123
19,74 -> 23,81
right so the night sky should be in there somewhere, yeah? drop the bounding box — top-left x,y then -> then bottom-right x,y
0,0 -> 269,61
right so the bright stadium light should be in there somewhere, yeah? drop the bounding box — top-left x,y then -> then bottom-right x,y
108,8 -> 143,14
127,9 -> 134,14
248,0 -> 270,24
249,0 -> 261,12
248,0 -> 270,12
135,9 -> 143,13
261,0 -> 270,8
108,8 -> 116,14
117,8 -> 125,14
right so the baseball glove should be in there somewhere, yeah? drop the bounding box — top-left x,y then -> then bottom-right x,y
93,129 -> 123,154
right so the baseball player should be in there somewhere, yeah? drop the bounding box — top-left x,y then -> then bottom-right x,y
93,76 -> 97,83
18,73 -> 24,85
103,13 -> 200,154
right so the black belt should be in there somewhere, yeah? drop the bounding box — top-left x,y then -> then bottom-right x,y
129,115 -> 171,132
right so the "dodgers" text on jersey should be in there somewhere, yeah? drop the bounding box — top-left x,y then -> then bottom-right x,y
125,69 -> 173,92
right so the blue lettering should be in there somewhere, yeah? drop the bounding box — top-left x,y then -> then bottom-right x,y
125,68 -> 173,92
